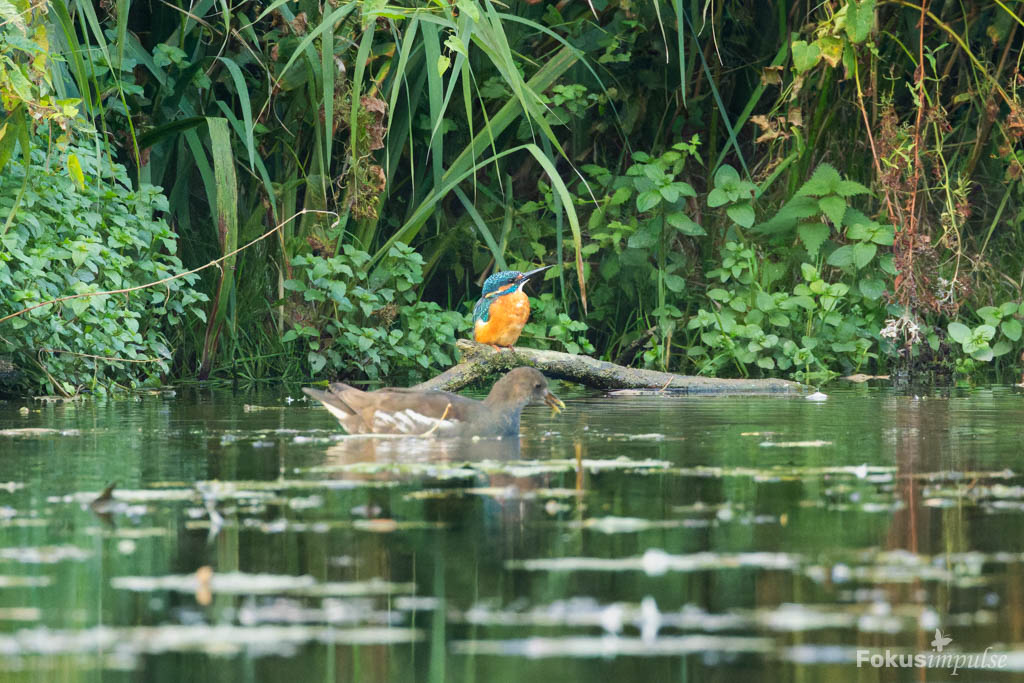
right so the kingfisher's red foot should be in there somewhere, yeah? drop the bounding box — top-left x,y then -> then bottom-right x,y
489,344 -> 502,351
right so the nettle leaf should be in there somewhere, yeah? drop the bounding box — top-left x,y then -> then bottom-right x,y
666,211 -> 706,236
853,242 -> 877,269
835,178 -> 871,197
797,222 -> 830,258
798,163 -> 842,197
727,202 -> 755,228
818,194 -> 847,227
755,196 -> 821,235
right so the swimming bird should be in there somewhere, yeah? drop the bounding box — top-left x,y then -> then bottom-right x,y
473,266 -> 552,349
302,367 -> 565,437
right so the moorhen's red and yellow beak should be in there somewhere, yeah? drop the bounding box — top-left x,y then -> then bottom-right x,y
544,390 -> 566,416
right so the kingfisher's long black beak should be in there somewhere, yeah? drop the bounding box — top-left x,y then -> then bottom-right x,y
516,265 -> 552,285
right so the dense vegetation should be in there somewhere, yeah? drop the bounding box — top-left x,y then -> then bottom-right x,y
1,0 -> 1022,393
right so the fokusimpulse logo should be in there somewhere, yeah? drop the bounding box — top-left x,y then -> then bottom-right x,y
856,630 -> 1008,675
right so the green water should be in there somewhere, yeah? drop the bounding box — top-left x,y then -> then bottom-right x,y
1,384 -> 1023,681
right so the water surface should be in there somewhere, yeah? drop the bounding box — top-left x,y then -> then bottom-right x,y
1,384 -> 1023,681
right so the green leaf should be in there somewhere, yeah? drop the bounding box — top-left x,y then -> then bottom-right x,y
756,356 -> 775,370
797,222 -> 830,258
992,340 -> 1013,357
727,202 -> 755,228
67,154 -> 86,191
707,187 -> 729,208
827,245 -> 855,268
707,288 -> 731,302
947,322 -> 971,344
755,291 -> 776,311
636,190 -> 662,213
845,0 -> 876,43
308,351 -> 327,374
853,242 -> 877,269
858,278 -> 885,300
971,347 -> 994,362
664,273 -> 686,293
818,195 -> 847,227
713,164 -> 740,190
797,163 -> 841,197
610,186 -> 632,206
835,178 -> 872,196
791,40 -> 822,73
666,211 -> 706,236
977,306 -> 1002,326
1002,318 -> 1022,342
975,324 -> 996,343
1000,301 -> 1019,316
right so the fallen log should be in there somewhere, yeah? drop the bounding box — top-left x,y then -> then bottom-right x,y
412,339 -> 802,394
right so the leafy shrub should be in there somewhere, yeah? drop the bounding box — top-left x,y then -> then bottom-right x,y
0,145 -> 207,394
282,243 -> 464,383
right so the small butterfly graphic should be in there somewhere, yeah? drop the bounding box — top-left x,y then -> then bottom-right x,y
931,629 -> 952,652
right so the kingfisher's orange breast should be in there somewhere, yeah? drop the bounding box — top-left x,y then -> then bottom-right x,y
474,291 -> 531,347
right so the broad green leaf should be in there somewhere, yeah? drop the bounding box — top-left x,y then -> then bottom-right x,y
992,340 -> 1013,357
849,242 -> 875,269
975,324 -> 996,342
1002,318 -> 1022,342
977,306 -> 1001,326
727,202 -> 755,227
845,0 -> 876,44
707,187 -> 729,208
666,211 -> 706,236
858,278 -> 885,300
827,245 -> 855,268
707,288 -> 731,302
664,273 -> 686,293
791,40 -> 822,73
947,322 -> 970,344
636,190 -> 662,213
713,164 -> 740,190
67,154 -> 86,191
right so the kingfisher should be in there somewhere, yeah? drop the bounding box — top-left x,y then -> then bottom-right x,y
472,265 -> 552,349
302,367 -> 565,437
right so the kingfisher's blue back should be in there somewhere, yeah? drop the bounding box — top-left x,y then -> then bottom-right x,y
473,271 -> 524,323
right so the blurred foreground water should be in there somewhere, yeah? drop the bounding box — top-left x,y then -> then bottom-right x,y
1,383 -> 1023,681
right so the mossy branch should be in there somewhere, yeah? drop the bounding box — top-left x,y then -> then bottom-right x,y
413,340 -> 802,394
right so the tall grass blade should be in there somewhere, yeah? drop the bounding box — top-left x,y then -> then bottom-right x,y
198,117 -> 239,379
